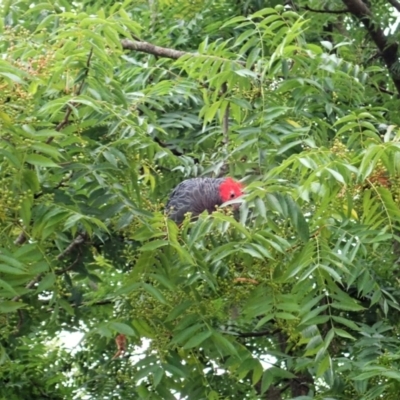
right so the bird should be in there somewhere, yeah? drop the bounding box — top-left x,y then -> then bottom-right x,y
165,177 -> 244,224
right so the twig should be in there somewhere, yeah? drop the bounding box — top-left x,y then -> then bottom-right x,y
12,273 -> 45,302
52,107 -> 74,135
233,277 -> 259,285
57,234 -> 87,260
238,327 -> 279,338
12,234 -> 87,302
43,299 -> 114,313
153,136 -> 184,157
46,48 -> 94,144
152,136 -> 200,164
376,85 -> 395,95
34,173 -> 72,199
221,82 -> 229,147
217,82 -> 231,177
15,176 -> 73,245
56,254 -> 81,275
14,50 -> 93,244
14,231 -> 27,245
14,308 -> 24,334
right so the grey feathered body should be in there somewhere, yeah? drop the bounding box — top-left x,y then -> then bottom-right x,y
166,178 -> 225,223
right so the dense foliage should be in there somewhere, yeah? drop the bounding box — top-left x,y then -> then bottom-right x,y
1,0 -> 400,398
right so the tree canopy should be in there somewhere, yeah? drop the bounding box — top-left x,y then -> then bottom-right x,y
2,0 -> 400,399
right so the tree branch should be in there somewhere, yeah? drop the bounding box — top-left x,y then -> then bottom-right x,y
121,38 -> 245,66
217,82 -> 230,177
375,85 -> 395,96
121,39 -> 187,59
12,234 -> 87,302
56,254 -> 81,275
46,47 -> 94,144
233,277 -> 259,285
12,273 -> 45,302
57,233 -> 87,260
341,0 -> 400,95
14,50 -> 93,245
221,82 -> 229,147
238,329 -> 274,338
152,136 -> 184,157
302,5 -> 349,13
14,231 -> 27,245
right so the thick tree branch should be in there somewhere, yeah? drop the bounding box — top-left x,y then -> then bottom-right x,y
121,39 -> 187,59
121,38 -> 246,66
303,5 -> 349,14
238,329 -> 274,338
122,36 -> 246,177
342,0 -> 400,95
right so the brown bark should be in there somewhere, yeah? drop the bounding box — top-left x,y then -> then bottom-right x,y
121,39 -> 187,60
342,0 -> 400,95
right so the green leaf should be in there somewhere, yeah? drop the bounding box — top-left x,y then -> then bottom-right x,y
25,154 -> 60,168
36,272 -> 56,292
261,370 -> 273,394
316,354 -> 331,377
0,279 -> 18,296
331,316 -> 360,331
183,330 -> 212,349
0,149 -> 21,168
381,370 -> 400,381
326,168 -> 345,184
334,328 -> 356,340
252,361 -> 263,385
171,323 -> 203,345
165,301 -> 195,322
142,283 -> 168,305
275,312 -> 297,320
0,72 -> 25,84
109,322 -> 136,336
0,301 -> 26,313
300,305 -> 329,325
31,143 -> 63,160
286,196 -> 309,242
212,331 -> 239,357
0,264 -> 26,275
0,254 -> 25,269
152,366 -> 164,387
141,240 -> 169,251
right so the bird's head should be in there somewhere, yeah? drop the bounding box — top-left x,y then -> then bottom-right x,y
219,178 -> 244,203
